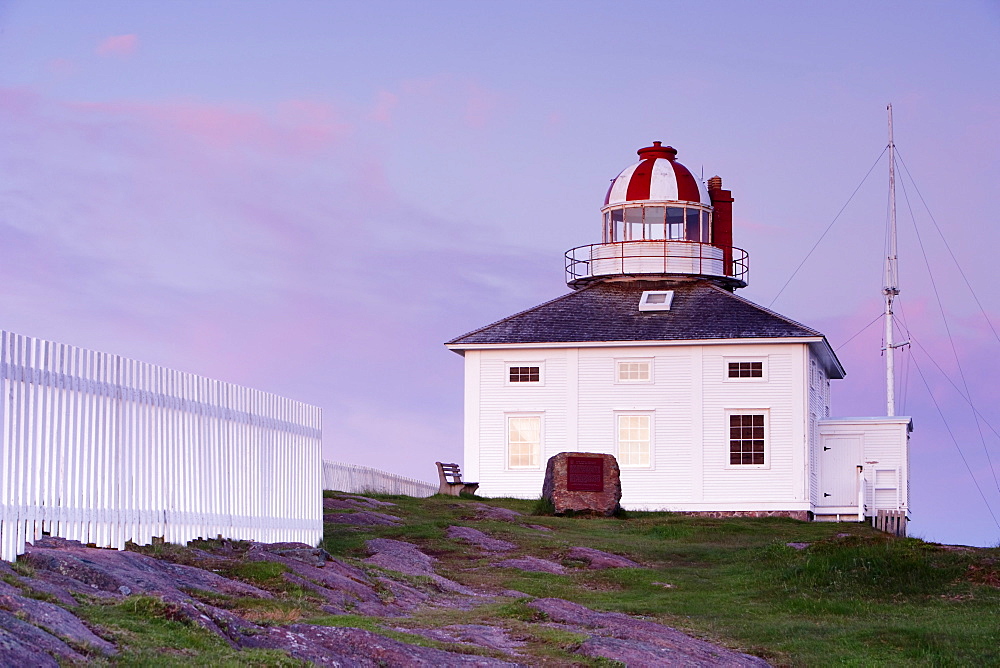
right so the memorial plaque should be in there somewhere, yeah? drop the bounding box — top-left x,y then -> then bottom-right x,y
541,452 -> 621,516
567,456 -> 604,491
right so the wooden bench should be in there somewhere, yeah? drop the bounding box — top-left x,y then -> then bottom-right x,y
435,462 -> 479,497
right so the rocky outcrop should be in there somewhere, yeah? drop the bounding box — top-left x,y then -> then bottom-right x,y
469,503 -> 524,523
491,556 -> 566,574
365,538 -> 477,596
529,598 -> 769,666
565,546 -> 643,569
238,624 -> 523,666
323,510 -> 403,526
0,495 -> 768,666
446,526 -> 517,552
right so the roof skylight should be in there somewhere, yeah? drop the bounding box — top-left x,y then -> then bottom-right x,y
638,290 -> 674,312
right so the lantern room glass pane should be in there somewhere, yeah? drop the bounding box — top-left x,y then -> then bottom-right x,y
611,209 -> 624,241
701,210 -> 711,243
644,206 -> 666,240
686,208 -> 701,241
625,207 -> 644,240
666,207 -> 684,240
603,212 -> 610,243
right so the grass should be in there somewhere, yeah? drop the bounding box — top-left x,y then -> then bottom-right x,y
75,595 -> 305,666
63,493 -> 1000,665
317,494 -> 1000,666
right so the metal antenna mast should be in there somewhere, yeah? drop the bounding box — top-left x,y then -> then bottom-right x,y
883,104 -> 903,416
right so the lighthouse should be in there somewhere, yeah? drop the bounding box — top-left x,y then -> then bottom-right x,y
565,141 -> 745,290
447,142 -> 911,524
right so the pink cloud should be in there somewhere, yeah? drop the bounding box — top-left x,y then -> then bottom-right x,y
96,34 -> 139,58
464,82 -> 503,129
387,75 -> 509,131
68,97 -> 349,155
370,90 -> 398,125
47,59 -> 76,76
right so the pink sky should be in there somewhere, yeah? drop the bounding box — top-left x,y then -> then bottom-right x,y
1,1 -> 998,546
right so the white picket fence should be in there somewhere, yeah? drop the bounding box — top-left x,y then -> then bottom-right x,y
323,461 -> 437,497
0,330 -> 324,562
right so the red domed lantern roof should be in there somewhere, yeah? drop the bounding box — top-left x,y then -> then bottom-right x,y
604,141 -> 711,207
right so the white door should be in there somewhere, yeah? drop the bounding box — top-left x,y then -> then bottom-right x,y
818,435 -> 862,506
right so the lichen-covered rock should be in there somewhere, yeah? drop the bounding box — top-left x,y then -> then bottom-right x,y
446,526 -> 517,552
259,541 -> 332,567
470,503 -> 524,523
365,539 -> 477,595
324,510 -> 402,526
365,539 -> 437,576
525,524 -> 553,532
398,624 -> 527,656
22,545 -> 273,601
565,546 -> 642,569
528,598 -> 769,666
0,610 -> 87,665
245,543 -> 382,605
579,636 -> 723,667
326,494 -> 397,508
238,624 -> 523,666
492,556 -> 566,574
0,594 -> 116,656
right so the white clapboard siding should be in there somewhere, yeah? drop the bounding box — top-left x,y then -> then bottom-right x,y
322,461 -> 437,497
474,351 -> 568,499
465,341 -> 816,511
0,330 -> 323,562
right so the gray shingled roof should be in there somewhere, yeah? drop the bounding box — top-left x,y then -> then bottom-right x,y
447,279 -> 824,345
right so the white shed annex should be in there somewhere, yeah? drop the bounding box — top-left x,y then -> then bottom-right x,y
446,142 -> 911,523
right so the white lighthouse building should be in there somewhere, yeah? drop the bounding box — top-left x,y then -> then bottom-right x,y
447,142 -> 911,522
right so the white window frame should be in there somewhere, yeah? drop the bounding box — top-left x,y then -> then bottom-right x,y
725,409 -> 770,469
615,358 -> 653,384
506,413 -> 543,470
505,362 -> 544,386
638,290 -> 674,311
724,357 -> 768,382
615,411 -> 654,469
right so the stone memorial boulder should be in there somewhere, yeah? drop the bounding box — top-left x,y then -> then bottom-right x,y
541,452 -> 621,517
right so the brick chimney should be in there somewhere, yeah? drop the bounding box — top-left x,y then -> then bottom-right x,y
708,176 -> 734,278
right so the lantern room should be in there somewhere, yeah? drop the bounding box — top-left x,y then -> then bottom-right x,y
565,141 -> 748,290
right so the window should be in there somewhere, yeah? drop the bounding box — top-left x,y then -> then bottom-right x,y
725,358 -> 767,381
508,365 -> 540,383
728,361 -> 763,378
729,413 -> 766,465
617,359 -> 651,383
603,205 -> 712,242
617,414 -> 651,467
507,415 -> 541,468
638,290 -> 674,311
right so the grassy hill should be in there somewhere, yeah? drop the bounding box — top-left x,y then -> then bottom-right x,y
318,495 -> 999,666
48,494 -> 1000,665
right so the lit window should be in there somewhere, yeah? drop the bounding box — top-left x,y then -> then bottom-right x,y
729,414 -> 766,465
508,416 -> 541,468
617,360 -> 651,383
728,361 -> 763,378
618,414 -> 651,467
509,366 -> 540,383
